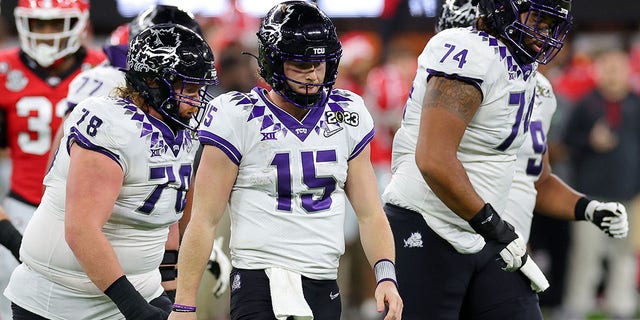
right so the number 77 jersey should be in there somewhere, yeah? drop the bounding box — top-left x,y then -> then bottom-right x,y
198,87 -> 375,280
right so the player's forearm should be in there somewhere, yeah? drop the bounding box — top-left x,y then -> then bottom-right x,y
418,157 -> 484,220
534,173 -> 582,220
174,220 -> 217,306
66,226 -> 125,291
358,211 -> 395,267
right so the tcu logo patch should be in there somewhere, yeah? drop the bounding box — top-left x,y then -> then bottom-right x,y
312,47 -> 325,54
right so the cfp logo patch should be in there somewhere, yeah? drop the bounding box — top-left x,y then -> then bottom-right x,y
325,111 -> 359,127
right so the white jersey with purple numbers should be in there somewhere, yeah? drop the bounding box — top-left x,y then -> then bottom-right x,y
382,27 -> 538,254
66,62 -> 125,111
502,73 -> 557,242
198,87 -> 375,280
4,96 -> 199,319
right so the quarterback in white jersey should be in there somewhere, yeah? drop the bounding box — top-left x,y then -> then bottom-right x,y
201,87 -> 374,279
4,24 -> 218,319
171,2 -> 402,320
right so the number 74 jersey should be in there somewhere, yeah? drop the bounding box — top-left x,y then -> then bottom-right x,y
198,87 -> 375,280
383,27 -> 538,253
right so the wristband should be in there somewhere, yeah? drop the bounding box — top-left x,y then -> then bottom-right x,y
159,266 -> 177,282
104,275 -> 156,319
574,196 -> 591,221
374,259 -> 398,288
468,203 -> 516,244
161,250 -> 179,265
172,303 -> 197,312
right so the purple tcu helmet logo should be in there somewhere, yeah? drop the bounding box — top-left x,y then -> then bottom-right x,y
128,26 -> 182,73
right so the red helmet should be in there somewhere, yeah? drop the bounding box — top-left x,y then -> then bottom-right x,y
14,0 -> 90,67
108,24 -> 129,46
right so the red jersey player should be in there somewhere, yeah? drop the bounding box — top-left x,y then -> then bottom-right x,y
0,0 -> 104,317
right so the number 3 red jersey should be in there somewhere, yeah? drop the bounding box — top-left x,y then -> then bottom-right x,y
0,47 -> 105,205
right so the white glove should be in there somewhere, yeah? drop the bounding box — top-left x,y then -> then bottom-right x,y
208,236 -> 231,297
585,200 -> 629,238
498,236 -> 528,272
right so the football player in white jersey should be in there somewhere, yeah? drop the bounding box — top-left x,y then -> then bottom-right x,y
50,4 -> 231,303
170,2 -> 402,320
436,0 -> 628,247
381,0 -> 573,318
437,1 -> 629,318
4,24 -> 217,319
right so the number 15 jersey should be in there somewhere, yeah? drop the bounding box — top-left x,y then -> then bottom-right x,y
199,87 -> 374,280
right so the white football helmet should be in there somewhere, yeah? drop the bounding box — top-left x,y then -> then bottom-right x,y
14,0 -> 90,67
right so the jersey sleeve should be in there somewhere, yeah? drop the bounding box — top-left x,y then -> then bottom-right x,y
64,97 -> 132,170
336,90 -> 375,160
198,94 -> 243,165
422,28 -> 494,90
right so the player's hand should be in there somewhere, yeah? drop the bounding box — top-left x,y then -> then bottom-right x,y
374,280 -> 403,320
498,235 -> 528,272
585,200 -> 628,238
208,236 -> 231,297
469,203 -> 527,272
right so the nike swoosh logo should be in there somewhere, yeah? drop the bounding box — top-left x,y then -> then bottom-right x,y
323,126 -> 344,138
329,291 -> 340,300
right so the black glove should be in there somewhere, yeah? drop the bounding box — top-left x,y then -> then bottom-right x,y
469,203 -> 528,271
575,197 -> 629,238
104,275 -> 169,320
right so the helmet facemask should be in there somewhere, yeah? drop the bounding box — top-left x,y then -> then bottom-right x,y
477,0 -> 572,65
156,69 -> 217,131
14,3 -> 88,67
504,1 -> 572,64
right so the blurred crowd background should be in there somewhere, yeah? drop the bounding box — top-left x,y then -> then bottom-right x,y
2,0 -> 640,319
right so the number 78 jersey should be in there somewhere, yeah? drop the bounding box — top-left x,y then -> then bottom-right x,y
30,97 -> 198,275
384,27 -> 538,253
198,87 -> 375,280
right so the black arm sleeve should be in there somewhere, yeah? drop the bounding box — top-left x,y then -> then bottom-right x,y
0,219 -> 22,262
